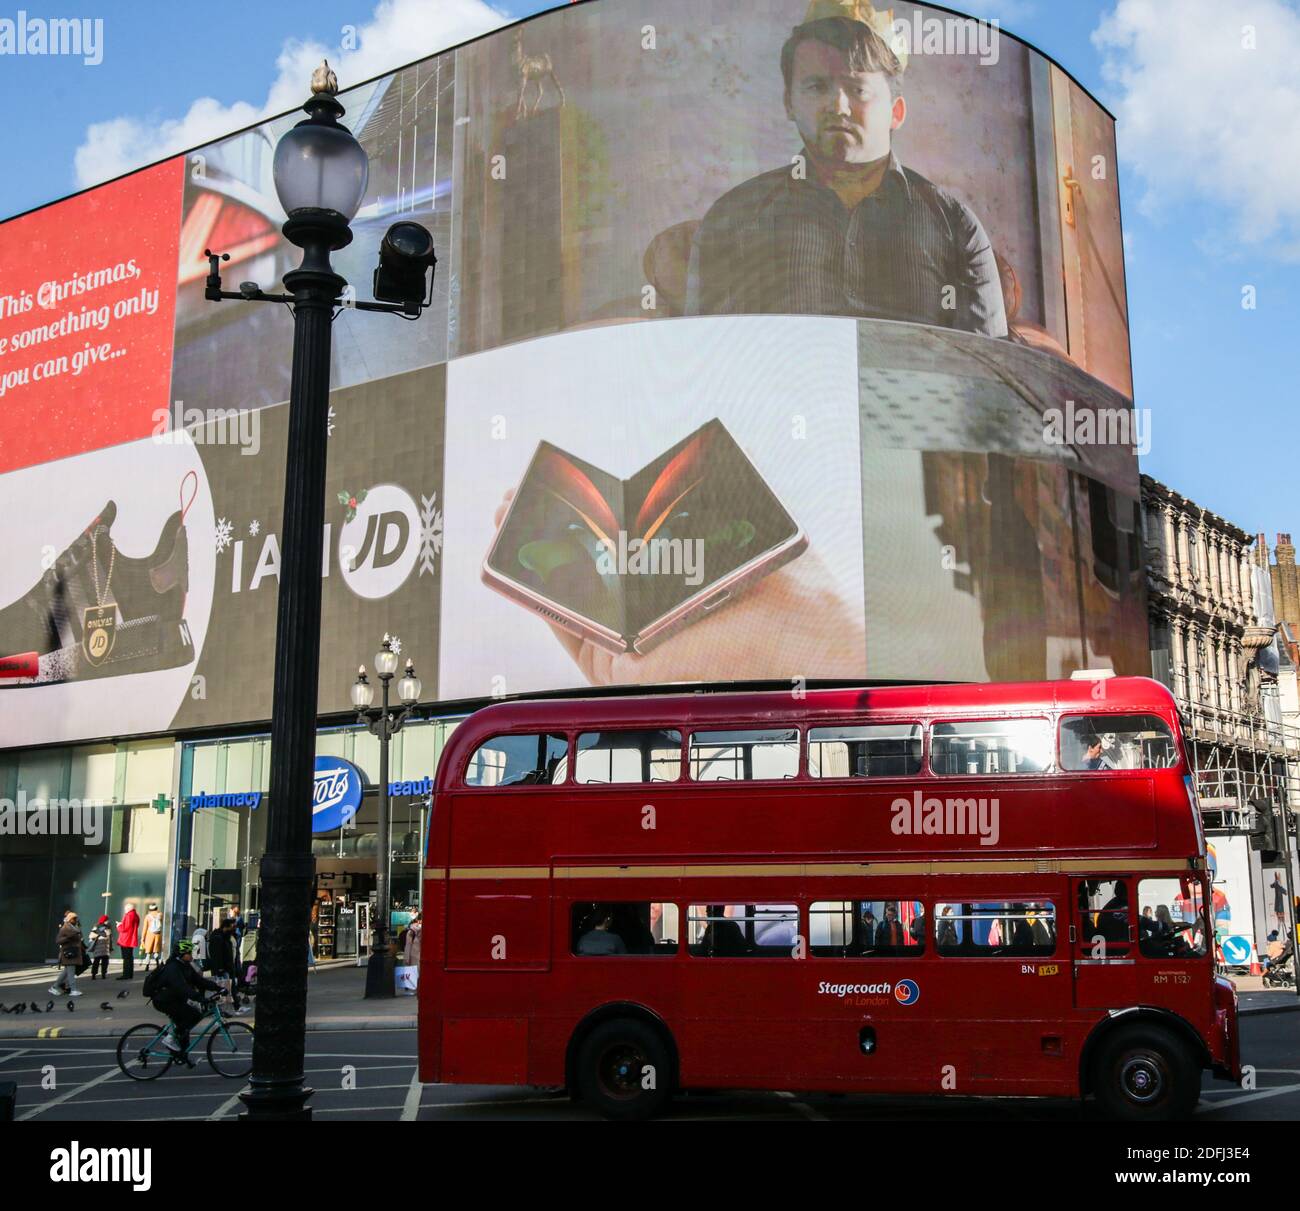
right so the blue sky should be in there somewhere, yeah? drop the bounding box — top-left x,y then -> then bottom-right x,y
1,0 -> 1296,540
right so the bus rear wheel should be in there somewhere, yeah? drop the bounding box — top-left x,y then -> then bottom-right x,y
1092,1025 -> 1199,1121
575,1018 -> 673,1121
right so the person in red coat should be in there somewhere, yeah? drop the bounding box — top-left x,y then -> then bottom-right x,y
116,900 -> 140,981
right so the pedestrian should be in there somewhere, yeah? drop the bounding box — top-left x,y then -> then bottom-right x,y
115,899 -> 140,981
208,916 -> 249,1013
191,923 -> 209,971
238,925 -> 257,995
50,911 -> 84,998
403,912 -> 423,967
87,914 -> 113,979
1273,872 -> 1288,935
140,903 -> 164,971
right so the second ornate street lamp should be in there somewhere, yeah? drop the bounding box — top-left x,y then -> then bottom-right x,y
202,61 -> 437,1122
352,635 -> 422,999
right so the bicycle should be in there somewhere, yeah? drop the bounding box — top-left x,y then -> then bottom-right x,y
116,993 -> 253,1081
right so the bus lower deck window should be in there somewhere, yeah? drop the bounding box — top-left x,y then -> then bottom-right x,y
571,902 -> 679,955
1137,878 -> 1208,958
1077,880 -> 1130,956
935,902 -> 1057,956
810,900 -> 926,957
687,904 -> 798,956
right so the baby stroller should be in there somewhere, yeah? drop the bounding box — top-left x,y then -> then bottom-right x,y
1263,936 -> 1295,988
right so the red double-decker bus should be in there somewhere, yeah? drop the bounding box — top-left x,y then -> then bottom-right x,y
416,675 -> 1240,1119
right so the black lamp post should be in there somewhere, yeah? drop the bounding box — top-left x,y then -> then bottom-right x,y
351,636 -> 422,998
202,62 -> 436,1122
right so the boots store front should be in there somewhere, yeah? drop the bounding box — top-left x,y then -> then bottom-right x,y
0,719 -> 456,964
0,740 -> 175,963
175,718 -> 458,957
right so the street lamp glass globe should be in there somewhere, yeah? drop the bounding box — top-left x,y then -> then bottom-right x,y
398,666 -> 422,705
375,645 -> 399,678
273,119 -> 369,221
351,672 -> 374,710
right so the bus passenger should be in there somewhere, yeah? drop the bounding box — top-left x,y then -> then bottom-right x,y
1096,882 -> 1129,944
936,905 -> 959,950
577,906 -> 627,955
858,905 -> 878,950
1027,905 -> 1053,947
1082,737 -> 1115,770
875,903 -> 905,949
700,905 -> 748,957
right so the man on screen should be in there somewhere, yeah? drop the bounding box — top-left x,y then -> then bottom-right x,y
687,1 -> 1006,338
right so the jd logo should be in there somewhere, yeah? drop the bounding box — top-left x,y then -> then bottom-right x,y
82,605 -> 116,666
338,484 -> 420,600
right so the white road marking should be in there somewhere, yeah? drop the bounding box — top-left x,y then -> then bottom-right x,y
401,1067 -> 423,1120
18,1062 -> 120,1120
418,1095 -> 562,1109
304,1052 -> 419,1060
209,1091 -> 245,1120
1195,1082 -> 1300,1113
315,1105 -> 418,1114
775,1089 -> 827,1120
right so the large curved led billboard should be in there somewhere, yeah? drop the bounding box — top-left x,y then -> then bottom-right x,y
0,0 -> 1143,747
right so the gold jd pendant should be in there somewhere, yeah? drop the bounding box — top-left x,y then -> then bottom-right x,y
82,603 -> 117,666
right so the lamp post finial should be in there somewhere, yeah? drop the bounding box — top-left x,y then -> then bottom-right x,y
311,59 -> 339,96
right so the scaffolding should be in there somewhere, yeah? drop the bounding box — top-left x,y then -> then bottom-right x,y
1180,695 -> 1300,832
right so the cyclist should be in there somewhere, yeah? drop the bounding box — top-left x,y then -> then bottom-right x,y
148,939 -> 225,1062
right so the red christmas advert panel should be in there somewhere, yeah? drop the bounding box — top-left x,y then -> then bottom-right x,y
0,157 -> 183,474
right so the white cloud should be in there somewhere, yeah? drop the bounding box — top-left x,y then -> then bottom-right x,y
1094,0 -> 1300,257
74,0 -> 506,188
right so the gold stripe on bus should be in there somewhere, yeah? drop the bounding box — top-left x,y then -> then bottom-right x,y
447,866 -> 551,880
432,857 -> 1198,881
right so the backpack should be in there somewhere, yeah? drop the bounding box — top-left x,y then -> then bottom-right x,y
142,965 -> 163,1000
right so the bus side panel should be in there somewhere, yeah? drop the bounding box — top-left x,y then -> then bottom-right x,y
417,874 -> 446,1083
443,1016 -> 530,1085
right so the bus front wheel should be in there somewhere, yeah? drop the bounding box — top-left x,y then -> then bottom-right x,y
575,1018 -> 673,1121
1091,1025 -> 1200,1121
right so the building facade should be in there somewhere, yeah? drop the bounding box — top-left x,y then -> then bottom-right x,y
0,0 -> 1153,961
1142,476 -> 1299,952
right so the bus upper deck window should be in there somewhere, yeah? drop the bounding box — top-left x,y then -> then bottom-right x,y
575,730 -> 682,784
688,729 -> 799,781
930,720 -> 1051,775
464,733 -> 568,786
1059,714 -> 1176,771
808,724 -> 922,778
